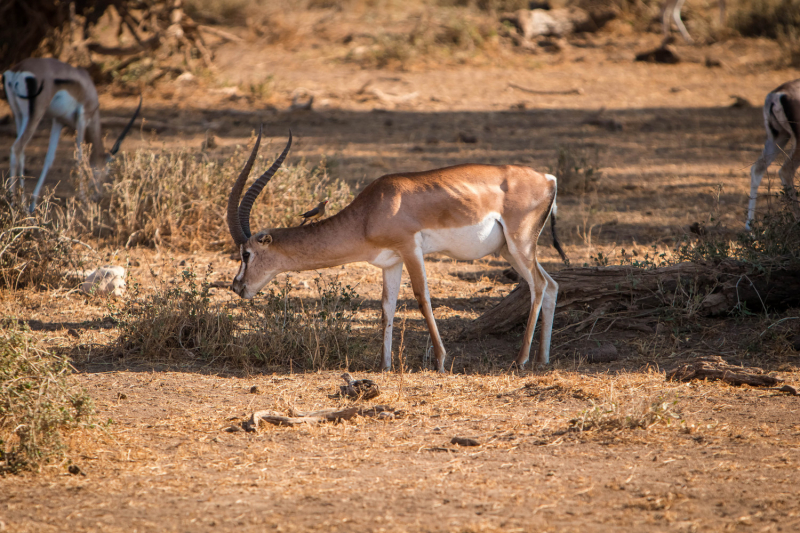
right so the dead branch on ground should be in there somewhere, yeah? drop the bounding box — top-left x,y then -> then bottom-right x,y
666,356 -> 782,387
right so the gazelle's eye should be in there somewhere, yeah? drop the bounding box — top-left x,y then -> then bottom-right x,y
242,251 -> 250,263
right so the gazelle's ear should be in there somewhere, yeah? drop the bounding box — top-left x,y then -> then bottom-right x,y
257,234 -> 273,245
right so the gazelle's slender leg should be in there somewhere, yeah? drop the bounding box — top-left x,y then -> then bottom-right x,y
380,262 -> 403,371
10,112 -> 45,197
502,245 -> 546,366
778,140 -> 800,221
536,264 -> 559,364
748,135 -> 786,229
671,0 -> 692,43
8,94 -> 29,191
662,0 -> 677,39
74,105 -> 86,164
402,247 -> 446,372
30,119 -> 63,212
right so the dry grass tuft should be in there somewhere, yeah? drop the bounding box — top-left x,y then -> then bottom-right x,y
570,393 -> 683,432
0,189 -> 88,290
75,141 -> 353,252
109,267 -> 373,370
0,320 -> 93,473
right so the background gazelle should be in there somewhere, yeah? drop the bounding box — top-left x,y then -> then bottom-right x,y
747,79 -> 800,230
3,57 -> 141,212
227,128 -> 568,372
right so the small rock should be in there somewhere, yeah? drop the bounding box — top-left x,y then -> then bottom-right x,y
339,373 -> 380,400
458,132 -> 478,144
585,344 -> 618,363
176,72 -> 196,85
81,266 -> 126,298
117,392 -> 127,400
705,57 -> 722,68
68,465 -> 82,476
635,45 -> 680,64
250,385 -> 260,394
451,436 -> 480,447
225,425 -> 243,433
211,86 -> 244,100
729,95 -> 752,108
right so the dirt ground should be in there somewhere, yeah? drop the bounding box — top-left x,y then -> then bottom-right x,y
2,24 -> 800,533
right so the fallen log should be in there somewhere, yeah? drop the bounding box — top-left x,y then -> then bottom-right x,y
666,356 -> 781,387
462,260 -> 800,339
244,405 -> 402,430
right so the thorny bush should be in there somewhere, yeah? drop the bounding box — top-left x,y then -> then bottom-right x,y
0,189 -> 88,290
110,266 -> 371,370
0,320 -> 93,474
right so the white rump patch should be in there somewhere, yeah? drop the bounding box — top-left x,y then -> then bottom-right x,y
49,90 -> 81,125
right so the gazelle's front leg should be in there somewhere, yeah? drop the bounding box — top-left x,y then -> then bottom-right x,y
30,119 -> 63,212
380,262 -> 403,371
402,248 -> 447,372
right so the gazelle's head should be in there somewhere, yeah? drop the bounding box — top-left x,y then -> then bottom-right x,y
227,127 -> 292,299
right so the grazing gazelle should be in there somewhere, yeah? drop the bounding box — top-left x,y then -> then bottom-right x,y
227,128 -> 568,372
3,57 -> 141,212
747,79 -> 800,230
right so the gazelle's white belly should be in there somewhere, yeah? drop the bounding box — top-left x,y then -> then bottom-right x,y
418,213 -> 506,260
367,213 -> 507,269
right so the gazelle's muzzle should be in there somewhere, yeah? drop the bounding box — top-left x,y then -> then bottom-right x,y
231,278 -> 247,298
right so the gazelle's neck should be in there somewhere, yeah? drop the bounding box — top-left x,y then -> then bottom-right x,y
269,207 -> 370,272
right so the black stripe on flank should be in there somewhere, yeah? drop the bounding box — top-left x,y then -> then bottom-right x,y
24,76 -> 38,118
54,78 -> 77,85
768,103 -> 780,139
780,93 -> 797,138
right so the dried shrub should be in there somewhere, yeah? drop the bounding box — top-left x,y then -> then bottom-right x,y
570,395 -> 682,432
0,191 -> 88,290
0,320 -> 93,473
110,267 -> 372,370
76,142 -> 353,251
732,0 -> 800,39
346,13 -> 498,69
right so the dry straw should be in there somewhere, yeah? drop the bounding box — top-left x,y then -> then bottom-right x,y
0,320 -> 93,473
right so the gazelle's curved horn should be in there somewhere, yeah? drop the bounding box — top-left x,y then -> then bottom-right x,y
238,130 -> 292,239
227,126 -> 263,245
109,95 -> 142,156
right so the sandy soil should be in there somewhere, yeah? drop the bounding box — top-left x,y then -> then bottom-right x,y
2,25 -> 800,533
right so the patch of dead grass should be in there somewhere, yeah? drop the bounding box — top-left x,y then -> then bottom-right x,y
0,320 -> 93,473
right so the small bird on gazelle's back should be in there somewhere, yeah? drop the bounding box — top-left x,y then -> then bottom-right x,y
299,200 -> 328,226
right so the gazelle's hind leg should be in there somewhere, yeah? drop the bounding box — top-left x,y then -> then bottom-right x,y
402,247 -> 447,372
778,138 -> 800,221
500,242 -> 546,367
536,263 -> 559,364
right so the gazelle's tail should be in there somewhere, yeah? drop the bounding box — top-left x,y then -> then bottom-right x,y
546,174 -> 569,266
